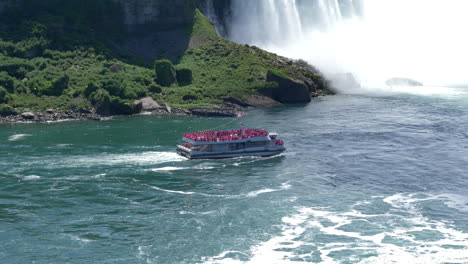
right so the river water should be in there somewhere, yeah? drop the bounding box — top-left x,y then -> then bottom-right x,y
1,89 -> 468,263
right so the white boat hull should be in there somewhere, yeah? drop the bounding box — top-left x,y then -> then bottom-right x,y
177,146 -> 285,159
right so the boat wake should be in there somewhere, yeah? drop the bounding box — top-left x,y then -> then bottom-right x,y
202,192 -> 468,264
17,151 -> 186,170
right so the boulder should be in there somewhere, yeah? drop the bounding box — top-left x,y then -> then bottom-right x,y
263,70 -> 311,103
222,96 -> 250,107
164,103 -> 172,113
386,77 -> 423,87
21,112 -> 35,120
110,98 -> 142,115
241,95 -> 280,107
134,97 -> 161,112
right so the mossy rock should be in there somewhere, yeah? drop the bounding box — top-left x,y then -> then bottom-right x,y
110,97 -> 142,115
265,70 -> 311,103
154,59 -> 176,87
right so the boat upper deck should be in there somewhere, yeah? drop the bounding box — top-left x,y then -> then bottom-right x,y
183,129 -> 270,145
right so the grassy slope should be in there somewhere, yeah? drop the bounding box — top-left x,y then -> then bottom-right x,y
0,7 -> 331,116
167,10 -> 330,108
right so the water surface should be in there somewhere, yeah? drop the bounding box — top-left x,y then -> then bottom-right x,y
1,90 -> 468,263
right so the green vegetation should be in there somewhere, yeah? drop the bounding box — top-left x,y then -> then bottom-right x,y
175,68 -> 193,86
0,104 -> 17,116
0,86 -> 7,103
154,59 -> 176,87
0,4 -> 330,117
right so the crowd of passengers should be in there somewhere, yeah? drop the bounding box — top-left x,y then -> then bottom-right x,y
183,139 -> 284,150
183,129 -> 269,142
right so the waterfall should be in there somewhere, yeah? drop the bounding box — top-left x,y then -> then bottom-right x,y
228,0 -> 304,46
201,0 -> 216,23
200,0 -> 224,35
227,0 -> 468,88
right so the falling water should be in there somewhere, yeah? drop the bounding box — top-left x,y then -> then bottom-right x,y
200,0 -> 224,35
227,0 -> 468,89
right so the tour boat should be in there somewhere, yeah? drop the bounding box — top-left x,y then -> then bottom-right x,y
177,128 -> 286,159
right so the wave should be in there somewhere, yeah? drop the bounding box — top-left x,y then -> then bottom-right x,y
202,193 -> 468,264
149,182 -> 291,199
245,182 -> 291,198
8,134 -> 32,141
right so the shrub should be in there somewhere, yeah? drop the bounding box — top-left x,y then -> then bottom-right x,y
0,72 -> 15,93
0,86 -> 7,103
183,94 -> 197,101
39,74 -> 69,96
148,83 -> 162,94
89,88 -> 111,106
100,77 -> 124,96
119,85 -> 138,100
0,57 -> 35,78
14,81 -> 28,94
0,104 -> 17,116
84,82 -> 99,98
176,68 -> 193,86
154,59 -> 176,87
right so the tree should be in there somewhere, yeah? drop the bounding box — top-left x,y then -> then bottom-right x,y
154,59 -> 176,87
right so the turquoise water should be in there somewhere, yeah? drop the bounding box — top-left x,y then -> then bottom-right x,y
1,90 -> 468,263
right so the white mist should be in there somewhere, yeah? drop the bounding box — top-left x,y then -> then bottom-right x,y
227,0 -> 468,91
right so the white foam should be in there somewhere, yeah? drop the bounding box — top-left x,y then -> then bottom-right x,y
202,193 -> 468,264
149,185 -> 197,195
8,134 -> 32,141
436,193 -> 468,213
94,151 -> 186,165
149,182 -> 291,199
37,151 -> 186,169
151,166 -> 186,172
245,182 -> 291,198
67,234 -> 92,244
55,144 -> 73,147
22,175 -> 41,181
149,164 -> 216,172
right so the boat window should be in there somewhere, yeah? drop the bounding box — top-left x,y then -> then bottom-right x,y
230,143 -> 245,150
192,145 -> 213,152
246,141 -> 267,148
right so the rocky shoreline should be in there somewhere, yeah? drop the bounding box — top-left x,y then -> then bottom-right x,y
0,104 -> 242,124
